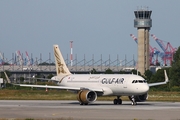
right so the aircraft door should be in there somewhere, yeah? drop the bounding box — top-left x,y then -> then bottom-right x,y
123,78 -> 127,89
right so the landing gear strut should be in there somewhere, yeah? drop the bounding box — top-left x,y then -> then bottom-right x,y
130,96 -> 137,106
113,96 -> 122,105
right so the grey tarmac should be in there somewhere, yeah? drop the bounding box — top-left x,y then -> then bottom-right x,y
0,100 -> 180,120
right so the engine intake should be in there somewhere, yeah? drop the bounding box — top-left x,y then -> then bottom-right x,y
77,90 -> 97,104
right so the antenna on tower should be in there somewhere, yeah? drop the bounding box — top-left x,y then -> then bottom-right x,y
70,41 -> 73,66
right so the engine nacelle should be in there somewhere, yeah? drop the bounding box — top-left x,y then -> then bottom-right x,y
129,93 -> 148,102
77,90 -> 97,104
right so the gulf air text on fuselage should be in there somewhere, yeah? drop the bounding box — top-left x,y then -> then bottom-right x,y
101,78 -> 124,84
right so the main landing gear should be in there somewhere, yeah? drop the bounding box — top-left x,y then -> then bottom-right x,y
113,96 -> 122,105
113,96 -> 137,105
79,102 -> 88,105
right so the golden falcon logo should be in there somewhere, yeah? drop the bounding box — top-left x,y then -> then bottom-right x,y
54,47 -> 66,74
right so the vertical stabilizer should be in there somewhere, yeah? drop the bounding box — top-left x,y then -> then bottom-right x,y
53,45 -> 71,76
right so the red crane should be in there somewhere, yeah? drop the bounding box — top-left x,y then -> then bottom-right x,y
0,52 -> 4,66
16,50 -> 23,66
25,51 -> 31,66
151,34 -> 177,65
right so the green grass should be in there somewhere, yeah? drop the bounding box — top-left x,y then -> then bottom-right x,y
0,89 -> 77,100
148,91 -> 180,102
0,89 -> 180,102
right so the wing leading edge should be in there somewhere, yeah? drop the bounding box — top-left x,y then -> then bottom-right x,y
148,70 -> 169,87
19,84 -> 104,92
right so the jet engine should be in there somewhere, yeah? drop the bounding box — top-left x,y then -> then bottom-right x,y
129,93 -> 148,102
77,90 -> 97,105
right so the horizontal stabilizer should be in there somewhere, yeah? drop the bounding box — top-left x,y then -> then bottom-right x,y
26,77 -> 60,82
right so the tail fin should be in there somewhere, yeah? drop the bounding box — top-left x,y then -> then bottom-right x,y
53,45 -> 71,76
4,71 -> 11,83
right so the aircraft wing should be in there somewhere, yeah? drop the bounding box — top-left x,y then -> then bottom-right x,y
19,84 -> 104,92
26,77 -> 59,82
148,70 -> 169,87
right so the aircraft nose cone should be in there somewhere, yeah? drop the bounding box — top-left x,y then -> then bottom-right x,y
143,84 -> 149,93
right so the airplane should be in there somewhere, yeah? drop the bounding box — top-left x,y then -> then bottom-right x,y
19,45 -> 169,105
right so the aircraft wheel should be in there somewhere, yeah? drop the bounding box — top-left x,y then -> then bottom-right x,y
80,103 -> 84,105
84,103 -> 88,105
131,102 -> 137,106
117,99 -> 122,104
113,99 -> 118,105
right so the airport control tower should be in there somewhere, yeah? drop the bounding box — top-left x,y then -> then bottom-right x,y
134,8 -> 152,74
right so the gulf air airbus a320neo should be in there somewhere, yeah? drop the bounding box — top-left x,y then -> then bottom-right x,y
20,45 -> 169,105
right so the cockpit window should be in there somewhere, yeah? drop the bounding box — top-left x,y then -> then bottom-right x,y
132,80 -> 147,83
139,80 -> 143,83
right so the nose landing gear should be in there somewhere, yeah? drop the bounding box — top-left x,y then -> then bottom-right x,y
129,96 -> 137,106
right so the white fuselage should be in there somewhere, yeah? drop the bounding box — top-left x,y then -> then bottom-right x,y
57,74 -> 149,96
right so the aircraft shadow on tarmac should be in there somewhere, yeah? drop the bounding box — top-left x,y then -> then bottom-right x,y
66,102 -> 152,106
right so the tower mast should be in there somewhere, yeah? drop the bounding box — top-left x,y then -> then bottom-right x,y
70,41 -> 73,66
134,7 -> 152,74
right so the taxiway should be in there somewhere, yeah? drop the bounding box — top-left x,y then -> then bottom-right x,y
0,100 -> 179,120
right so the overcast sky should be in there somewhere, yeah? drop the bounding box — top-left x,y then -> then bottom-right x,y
0,0 -> 180,64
